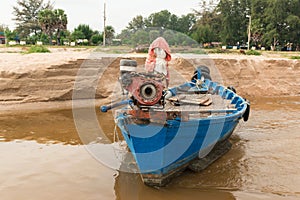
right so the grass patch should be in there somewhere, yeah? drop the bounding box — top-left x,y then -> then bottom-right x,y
27,45 -> 50,53
245,50 -> 261,56
291,56 -> 300,59
206,48 -> 231,54
174,48 -> 206,54
94,46 -> 133,54
185,49 -> 206,54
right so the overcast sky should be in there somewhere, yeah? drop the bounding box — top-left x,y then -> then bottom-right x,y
0,0 -> 200,34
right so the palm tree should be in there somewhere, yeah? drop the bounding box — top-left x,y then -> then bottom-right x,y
53,9 -> 67,45
38,8 -> 68,45
105,25 -> 115,45
38,9 -> 55,44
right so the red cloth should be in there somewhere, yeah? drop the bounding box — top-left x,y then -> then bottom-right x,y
145,37 -> 171,72
145,37 -> 171,86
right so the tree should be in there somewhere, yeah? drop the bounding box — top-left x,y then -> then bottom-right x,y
250,0 -> 269,46
91,33 -> 103,45
263,0 -> 300,50
104,25 -> 115,44
132,29 -> 148,45
13,0 -> 53,38
71,30 -> 85,41
216,0 -> 249,45
191,25 -> 214,44
38,8 -> 67,45
4,28 -> 19,42
118,1 -> 300,49
176,14 -> 196,35
162,30 -> 176,45
124,11 -> 196,37
38,9 -> 55,44
149,30 -> 160,42
127,15 -> 145,31
188,0 -> 300,49
286,14 -> 300,46
167,14 -> 179,31
146,10 -> 172,29
59,30 -> 71,44
191,1 -> 221,44
174,32 -> 198,46
117,29 -> 132,44
74,24 -> 94,41
53,9 -> 67,45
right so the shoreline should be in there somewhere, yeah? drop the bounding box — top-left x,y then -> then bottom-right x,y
0,99 -> 110,115
1,95 -> 300,116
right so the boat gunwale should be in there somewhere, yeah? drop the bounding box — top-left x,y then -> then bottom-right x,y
115,79 -> 248,123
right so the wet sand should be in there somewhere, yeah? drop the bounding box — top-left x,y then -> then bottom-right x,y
0,97 -> 299,200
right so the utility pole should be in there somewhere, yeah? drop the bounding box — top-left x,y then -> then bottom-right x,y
246,15 -> 251,50
103,2 -> 106,47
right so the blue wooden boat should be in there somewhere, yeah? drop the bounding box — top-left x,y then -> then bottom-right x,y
101,61 -> 250,187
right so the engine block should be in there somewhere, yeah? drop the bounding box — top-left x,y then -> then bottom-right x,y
120,72 -> 165,106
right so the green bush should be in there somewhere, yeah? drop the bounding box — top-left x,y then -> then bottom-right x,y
91,34 -> 103,45
245,50 -> 261,56
291,56 -> 300,59
27,45 -> 50,53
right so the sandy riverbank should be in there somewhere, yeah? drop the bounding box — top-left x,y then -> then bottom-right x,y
0,47 -> 299,113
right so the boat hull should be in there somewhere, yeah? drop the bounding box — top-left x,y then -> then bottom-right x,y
117,112 -> 242,186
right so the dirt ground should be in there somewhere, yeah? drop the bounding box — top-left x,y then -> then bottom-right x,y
0,47 -> 299,112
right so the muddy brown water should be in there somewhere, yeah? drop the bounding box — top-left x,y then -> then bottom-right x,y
0,96 -> 300,200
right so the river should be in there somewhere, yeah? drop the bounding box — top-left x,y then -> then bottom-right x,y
0,96 -> 299,200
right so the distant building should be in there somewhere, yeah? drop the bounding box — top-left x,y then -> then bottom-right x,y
0,32 -> 5,44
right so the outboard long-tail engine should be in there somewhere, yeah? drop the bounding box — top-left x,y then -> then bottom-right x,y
119,59 -> 166,107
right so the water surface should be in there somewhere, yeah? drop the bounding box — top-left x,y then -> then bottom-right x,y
0,97 -> 299,200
